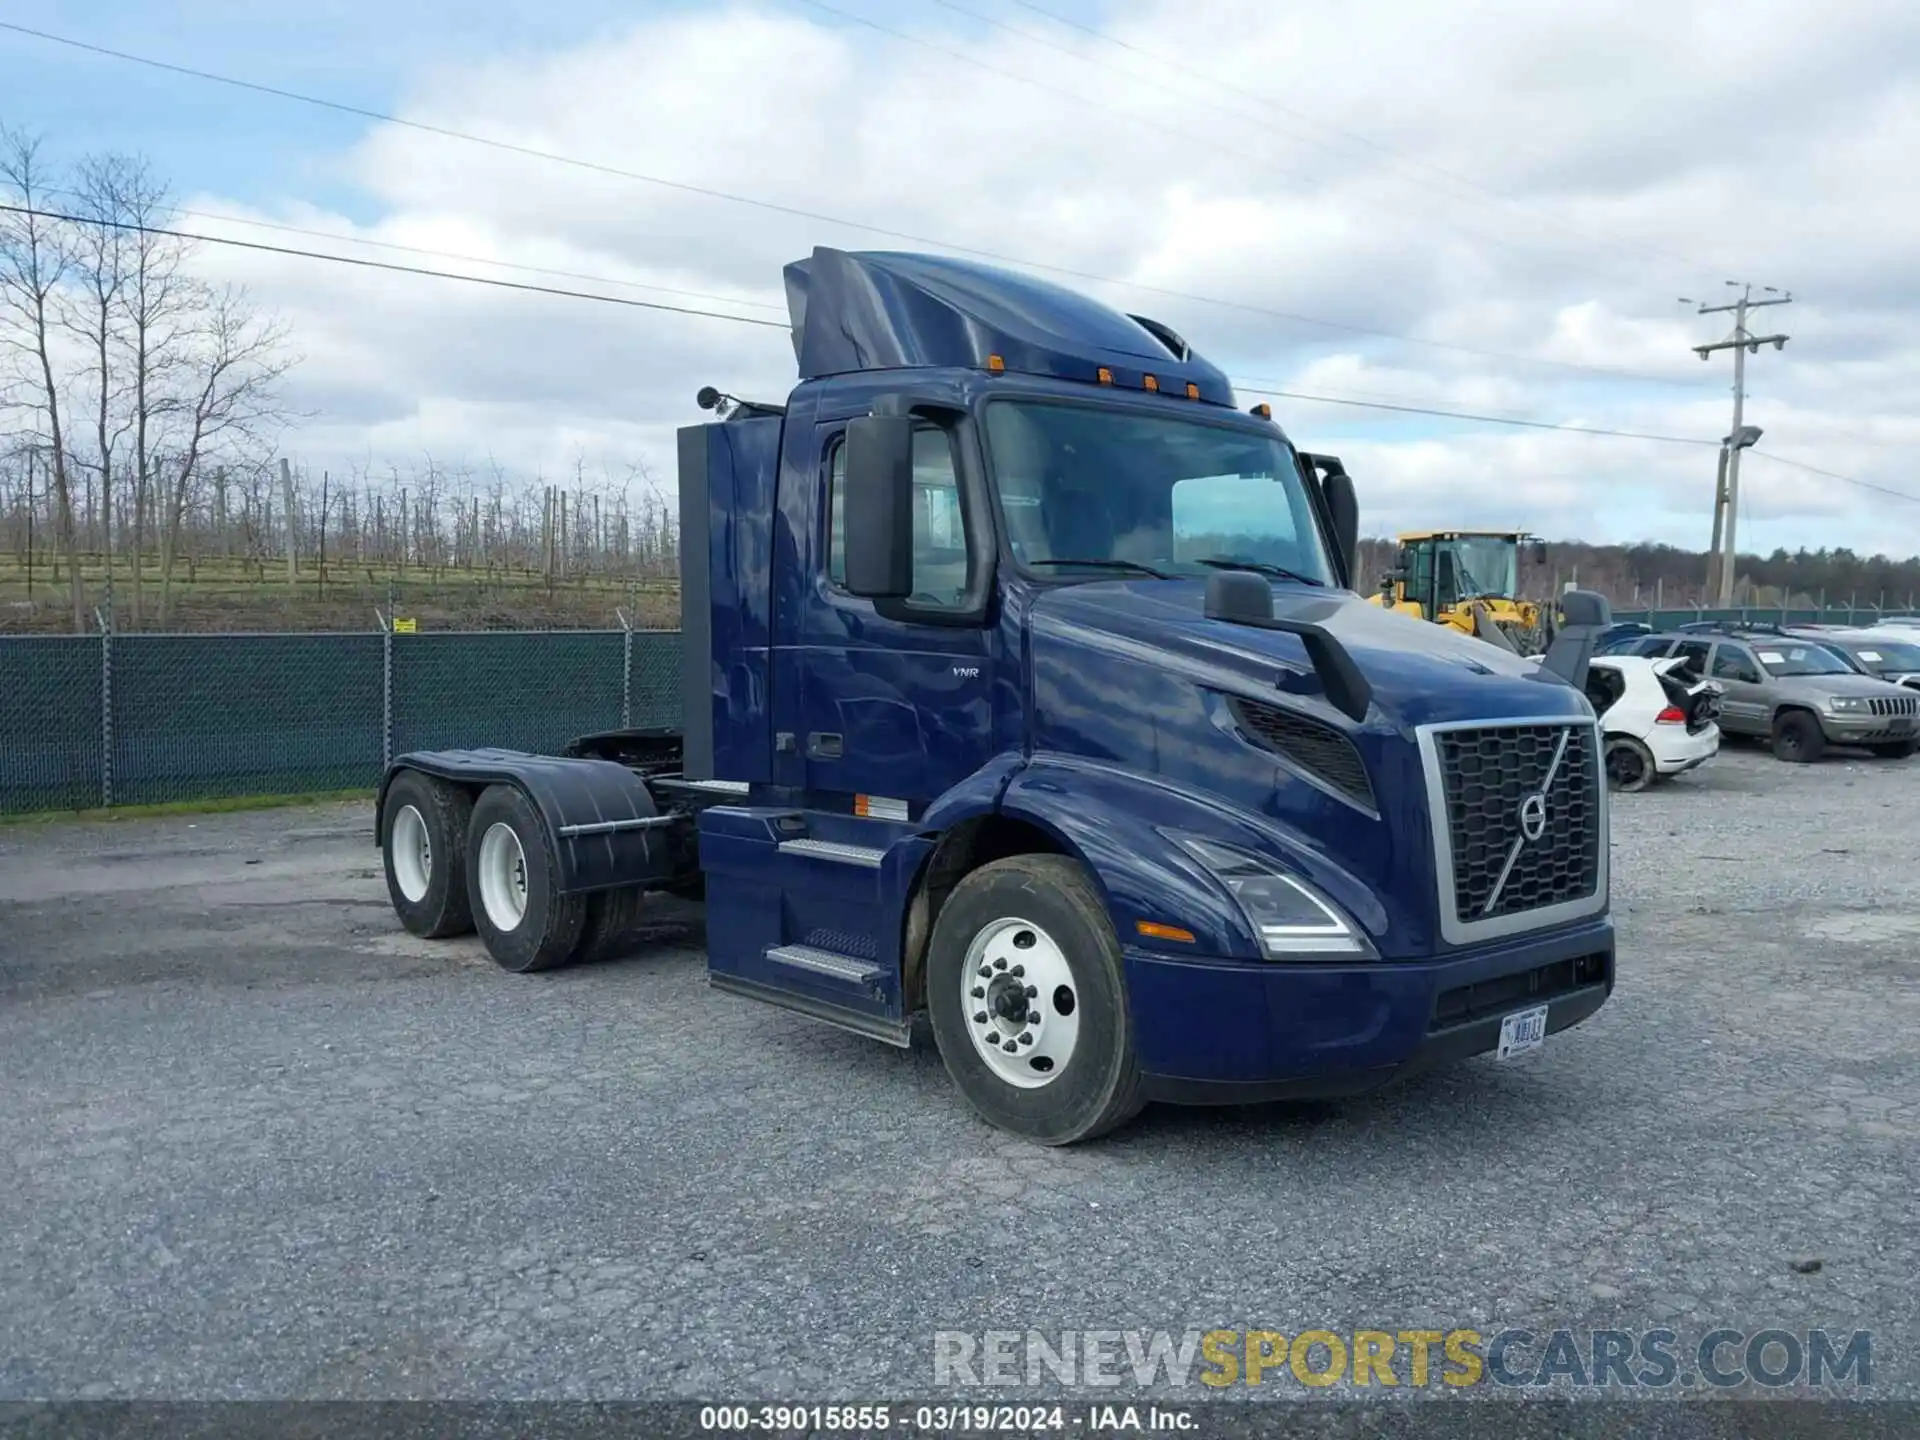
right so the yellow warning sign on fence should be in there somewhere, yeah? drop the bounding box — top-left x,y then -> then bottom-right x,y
391,617 -> 417,633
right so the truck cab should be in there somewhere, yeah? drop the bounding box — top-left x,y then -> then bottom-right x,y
376,246 -> 1616,1145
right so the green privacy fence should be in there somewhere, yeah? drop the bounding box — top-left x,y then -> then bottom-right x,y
1608,606 -> 1914,630
0,629 -> 683,816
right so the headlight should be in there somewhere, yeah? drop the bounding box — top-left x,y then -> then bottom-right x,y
1168,834 -> 1375,959
1827,696 -> 1869,713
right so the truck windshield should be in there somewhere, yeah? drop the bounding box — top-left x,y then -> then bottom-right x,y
1442,537 -> 1519,600
1753,644 -> 1850,677
983,400 -> 1335,586
1849,639 -> 1920,674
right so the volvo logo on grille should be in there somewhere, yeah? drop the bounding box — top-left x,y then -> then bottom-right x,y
1518,792 -> 1548,843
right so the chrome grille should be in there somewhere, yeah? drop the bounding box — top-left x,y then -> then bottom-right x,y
1867,694 -> 1918,717
1423,720 -> 1604,940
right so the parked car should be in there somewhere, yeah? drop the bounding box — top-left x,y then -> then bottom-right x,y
1595,621 -> 1652,651
1627,627 -> 1919,761
1582,654 -> 1723,791
1789,628 -> 1920,691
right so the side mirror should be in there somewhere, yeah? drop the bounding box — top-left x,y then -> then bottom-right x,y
1529,539 -> 1549,564
841,415 -> 915,598
1321,469 -> 1360,588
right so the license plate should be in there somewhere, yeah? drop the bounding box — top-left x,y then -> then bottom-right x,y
1891,717 -> 1914,734
1497,1004 -> 1549,1059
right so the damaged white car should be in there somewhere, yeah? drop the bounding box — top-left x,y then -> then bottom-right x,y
1582,655 -> 1724,792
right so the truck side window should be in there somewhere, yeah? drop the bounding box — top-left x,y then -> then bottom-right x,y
826,425 -> 972,609
1711,645 -> 1760,683
1671,639 -> 1711,679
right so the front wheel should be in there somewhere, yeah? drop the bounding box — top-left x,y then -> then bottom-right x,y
926,855 -> 1142,1146
1604,735 -> 1657,793
1771,710 -> 1826,764
466,784 -> 588,973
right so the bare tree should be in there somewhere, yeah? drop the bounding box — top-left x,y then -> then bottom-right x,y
108,161 -> 188,626
155,284 -> 294,625
0,126 -> 84,630
67,152 -> 152,622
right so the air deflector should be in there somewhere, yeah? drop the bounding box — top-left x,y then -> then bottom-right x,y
780,247 -> 1236,406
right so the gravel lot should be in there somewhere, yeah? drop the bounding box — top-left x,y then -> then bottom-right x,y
2,740 -> 1917,1414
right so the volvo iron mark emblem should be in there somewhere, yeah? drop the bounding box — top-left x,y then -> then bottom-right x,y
1518,791 -> 1548,843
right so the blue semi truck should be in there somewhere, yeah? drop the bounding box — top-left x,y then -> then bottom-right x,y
376,246 -> 1616,1144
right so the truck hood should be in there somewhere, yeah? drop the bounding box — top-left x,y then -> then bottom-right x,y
1775,671 -> 1913,700
1022,580 -> 1599,958
1029,579 -> 1592,733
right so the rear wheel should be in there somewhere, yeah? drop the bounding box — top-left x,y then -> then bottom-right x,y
381,770 -> 475,938
570,885 -> 649,965
1604,735 -> 1656,793
926,855 -> 1142,1146
1771,710 -> 1826,764
467,784 -> 587,973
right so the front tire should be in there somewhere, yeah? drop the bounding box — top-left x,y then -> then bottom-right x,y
381,770 -> 475,938
1604,735 -> 1656,793
1771,710 -> 1826,764
466,784 -> 587,973
926,855 -> 1143,1146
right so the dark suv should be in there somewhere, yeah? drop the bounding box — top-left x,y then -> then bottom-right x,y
1620,627 -> 1919,761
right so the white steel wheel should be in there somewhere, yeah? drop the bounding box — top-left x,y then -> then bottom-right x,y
390,804 -> 433,903
477,821 -> 531,932
960,916 -> 1082,1089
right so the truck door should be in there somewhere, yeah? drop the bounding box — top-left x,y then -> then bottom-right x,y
784,417 -> 996,806
1708,641 -> 1767,733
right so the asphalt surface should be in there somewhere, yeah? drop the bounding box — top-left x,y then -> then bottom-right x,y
2,738 -> 1916,1417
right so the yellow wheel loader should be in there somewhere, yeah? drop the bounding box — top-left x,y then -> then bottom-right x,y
1369,531 -> 1552,654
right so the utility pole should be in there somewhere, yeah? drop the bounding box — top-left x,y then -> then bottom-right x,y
1683,283 -> 1791,606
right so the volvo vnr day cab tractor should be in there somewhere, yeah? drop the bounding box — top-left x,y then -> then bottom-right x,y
376,247 -> 1618,1145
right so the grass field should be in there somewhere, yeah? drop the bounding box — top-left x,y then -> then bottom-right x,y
0,554 -> 682,633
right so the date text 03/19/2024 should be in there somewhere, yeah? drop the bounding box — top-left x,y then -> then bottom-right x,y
697,1404 -> 1195,1432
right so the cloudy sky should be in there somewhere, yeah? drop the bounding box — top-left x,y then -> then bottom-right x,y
5,0 -> 1918,555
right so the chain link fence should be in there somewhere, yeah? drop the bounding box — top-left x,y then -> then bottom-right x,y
0,626 -> 683,816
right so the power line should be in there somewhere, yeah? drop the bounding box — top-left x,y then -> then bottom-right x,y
1747,450 -> 1920,505
0,17 -> 1704,389
1000,0 -> 1726,278
0,202 -> 795,329
13,199 -> 1912,506
1232,384 -> 1716,446
902,0 -> 1615,280
929,0 -> 1722,281
174,208 -> 791,313
40,183 -> 793,313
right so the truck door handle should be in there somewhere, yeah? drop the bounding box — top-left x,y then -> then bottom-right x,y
807,732 -> 843,760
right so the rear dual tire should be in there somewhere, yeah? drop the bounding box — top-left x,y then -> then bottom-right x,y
467,784 -> 589,973
382,770 -> 475,938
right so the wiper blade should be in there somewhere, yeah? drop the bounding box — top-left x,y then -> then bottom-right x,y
1194,556 -> 1325,587
1027,557 -> 1173,580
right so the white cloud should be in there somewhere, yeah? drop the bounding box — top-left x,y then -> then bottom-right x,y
164,0 -> 1920,553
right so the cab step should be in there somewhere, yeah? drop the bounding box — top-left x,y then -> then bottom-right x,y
708,971 -> 913,1049
766,942 -> 889,989
776,837 -> 886,868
